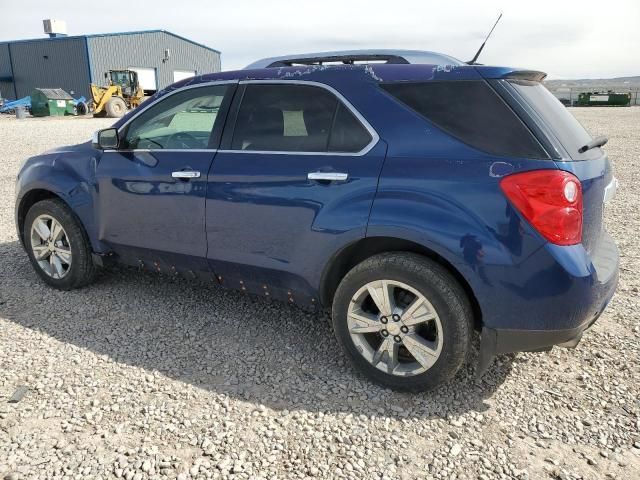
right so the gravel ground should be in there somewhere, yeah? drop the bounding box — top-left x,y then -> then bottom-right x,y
0,110 -> 638,480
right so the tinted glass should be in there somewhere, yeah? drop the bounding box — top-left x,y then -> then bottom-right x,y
382,80 -> 548,159
232,84 -> 371,153
509,80 -> 597,160
110,71 -> 130,88
124,85 -> 228,150
329,103 -> 372,153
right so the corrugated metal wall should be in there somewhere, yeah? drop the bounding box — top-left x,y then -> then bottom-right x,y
87,31 -> 221,93
0,43 -> 14,100
7,38 -> 90,99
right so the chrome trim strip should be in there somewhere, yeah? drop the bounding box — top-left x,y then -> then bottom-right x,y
112,79 -> 380,158
224,79 -> 380,157
308,171 -> 349,182
103,149 -> 218,153
216,149 -> 369,157
172,170 -> 201,179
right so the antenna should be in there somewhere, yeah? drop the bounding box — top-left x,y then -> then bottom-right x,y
467,13 -> 503,65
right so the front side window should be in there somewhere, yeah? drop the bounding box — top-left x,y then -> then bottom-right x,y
123,85 -> 229,150
231,84 -> 372,153
381,80 -> 549,159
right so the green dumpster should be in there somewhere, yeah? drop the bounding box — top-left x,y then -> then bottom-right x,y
30,88 -> 76,117
576,91 -> 631,107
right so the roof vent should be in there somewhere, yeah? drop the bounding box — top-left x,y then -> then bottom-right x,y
43,19 -> 67,38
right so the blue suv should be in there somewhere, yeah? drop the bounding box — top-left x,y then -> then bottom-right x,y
15,50 -> 619,391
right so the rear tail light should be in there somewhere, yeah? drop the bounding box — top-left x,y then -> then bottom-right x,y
500,169 -> 582,246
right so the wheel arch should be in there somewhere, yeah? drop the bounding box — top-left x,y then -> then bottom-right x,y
17,188 -> 97,254
17,189 -> 67,247
319,236 -> 483,329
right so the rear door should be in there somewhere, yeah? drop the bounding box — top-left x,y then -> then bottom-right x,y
205,81 -> 386,305
95,82 -> 236,274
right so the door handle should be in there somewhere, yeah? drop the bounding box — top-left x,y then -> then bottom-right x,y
307,172 -> 349,182
172,170 -> 201,179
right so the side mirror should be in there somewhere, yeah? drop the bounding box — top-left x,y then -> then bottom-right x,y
92,128 -> 119,149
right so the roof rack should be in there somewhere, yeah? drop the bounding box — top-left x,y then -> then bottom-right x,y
245,49 -> 464,69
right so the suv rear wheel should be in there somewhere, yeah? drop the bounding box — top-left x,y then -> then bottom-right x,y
332,252 -> 472,391
24,199 -> 96,290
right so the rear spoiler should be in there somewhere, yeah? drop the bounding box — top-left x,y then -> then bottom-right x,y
474,66 -> 547,82
503,70 -> 547,82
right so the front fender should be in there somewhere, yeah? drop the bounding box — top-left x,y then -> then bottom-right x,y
15,146 -> 104,252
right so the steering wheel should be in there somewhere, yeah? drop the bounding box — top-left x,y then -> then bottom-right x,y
165,131 -> 202,149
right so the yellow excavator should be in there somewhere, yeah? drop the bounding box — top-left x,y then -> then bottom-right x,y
90,70 -> 145,118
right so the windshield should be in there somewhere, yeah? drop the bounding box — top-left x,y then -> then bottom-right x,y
110,71 -> 130,88
509,80 -> 599,160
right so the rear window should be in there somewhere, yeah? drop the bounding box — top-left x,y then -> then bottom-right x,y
381,80 -> 548,159
508,80 -> 597,160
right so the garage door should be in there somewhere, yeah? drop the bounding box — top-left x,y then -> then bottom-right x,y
128,67 -> 157,92
173,70 -> 196,82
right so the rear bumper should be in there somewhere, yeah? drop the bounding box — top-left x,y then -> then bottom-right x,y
477,231 -> 619,376
477,315 -> 598,375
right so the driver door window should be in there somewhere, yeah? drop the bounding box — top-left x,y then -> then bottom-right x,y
123,85 -> 230,150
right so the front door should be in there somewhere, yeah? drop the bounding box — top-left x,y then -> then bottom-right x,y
206,82 -> 386,305
95,82 -> 235,274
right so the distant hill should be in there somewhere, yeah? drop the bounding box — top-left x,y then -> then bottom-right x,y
545,76 -> 640,89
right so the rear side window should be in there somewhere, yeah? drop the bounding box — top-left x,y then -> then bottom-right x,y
381,81 -> 548,159
508,80 -> 597,160
231,84 -> 372,153
329,103 -> 373,152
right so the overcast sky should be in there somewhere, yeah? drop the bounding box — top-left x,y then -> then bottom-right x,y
3,0 -> 639,79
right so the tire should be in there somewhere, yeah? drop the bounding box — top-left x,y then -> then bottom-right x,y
105,97 -> 127,118
331,252 -> 473,392
24,198 -> 96,290
76,101 -> 88,116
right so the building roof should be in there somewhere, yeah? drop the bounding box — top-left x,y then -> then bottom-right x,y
0,29 -> 220,54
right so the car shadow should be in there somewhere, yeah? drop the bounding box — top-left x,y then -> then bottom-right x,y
0,239 -> 514,419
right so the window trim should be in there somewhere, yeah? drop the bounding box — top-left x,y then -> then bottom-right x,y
108,80 -> 238,153
218,80 -> 380,157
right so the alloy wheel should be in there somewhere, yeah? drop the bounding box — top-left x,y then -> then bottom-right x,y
347,279 -> 443,376
30,214 -> 72,279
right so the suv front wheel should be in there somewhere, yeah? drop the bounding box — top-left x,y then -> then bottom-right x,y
24,198 -> 96,290
332,252 -> 473,391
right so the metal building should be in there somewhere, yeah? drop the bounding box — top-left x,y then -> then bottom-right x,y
0,30 -> 221,101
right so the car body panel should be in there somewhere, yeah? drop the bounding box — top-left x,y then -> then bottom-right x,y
206,140 -> 388,306
15,61 -> 619,362
94,149 -> 216,274
15,142 -> 103,251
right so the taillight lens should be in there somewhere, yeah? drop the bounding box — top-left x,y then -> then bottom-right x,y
500,170 -> 583,246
